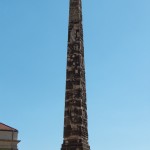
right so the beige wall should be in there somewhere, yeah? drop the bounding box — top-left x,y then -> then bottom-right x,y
0,131 -> 18,141
0,131 -> 19,150
0,141 -> 18,149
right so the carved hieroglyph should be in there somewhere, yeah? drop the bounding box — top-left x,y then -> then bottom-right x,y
61,0 -> 90,150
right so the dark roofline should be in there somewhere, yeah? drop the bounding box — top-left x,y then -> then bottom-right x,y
0,122 -> 18,132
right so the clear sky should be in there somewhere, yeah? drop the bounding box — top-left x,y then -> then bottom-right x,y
0,0 -> 150,150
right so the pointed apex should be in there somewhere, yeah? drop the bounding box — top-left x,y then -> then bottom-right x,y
0,123 -> 18,132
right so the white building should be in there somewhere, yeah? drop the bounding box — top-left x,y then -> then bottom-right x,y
0,123 -> 20,150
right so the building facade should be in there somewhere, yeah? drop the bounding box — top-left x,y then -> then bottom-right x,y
0,123 -> 20,150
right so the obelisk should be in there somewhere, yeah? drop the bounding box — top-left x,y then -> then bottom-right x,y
61,0 -> 90,149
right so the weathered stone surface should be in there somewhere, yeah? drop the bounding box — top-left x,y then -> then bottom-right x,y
61,0 -> 90,149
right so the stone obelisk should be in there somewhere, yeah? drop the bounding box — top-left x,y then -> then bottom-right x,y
61,0 -> 90,150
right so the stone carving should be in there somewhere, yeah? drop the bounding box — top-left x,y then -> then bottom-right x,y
61,0 -> 90,150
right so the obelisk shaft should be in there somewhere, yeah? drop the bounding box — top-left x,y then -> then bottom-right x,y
61,0 -> 90,149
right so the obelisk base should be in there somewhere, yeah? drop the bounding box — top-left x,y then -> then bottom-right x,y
61,140 -> 90,150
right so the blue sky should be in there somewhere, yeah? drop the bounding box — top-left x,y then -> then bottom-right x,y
0,0 -> 150,150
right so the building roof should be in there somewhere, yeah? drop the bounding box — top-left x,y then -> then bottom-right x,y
0,123 -> 18,132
